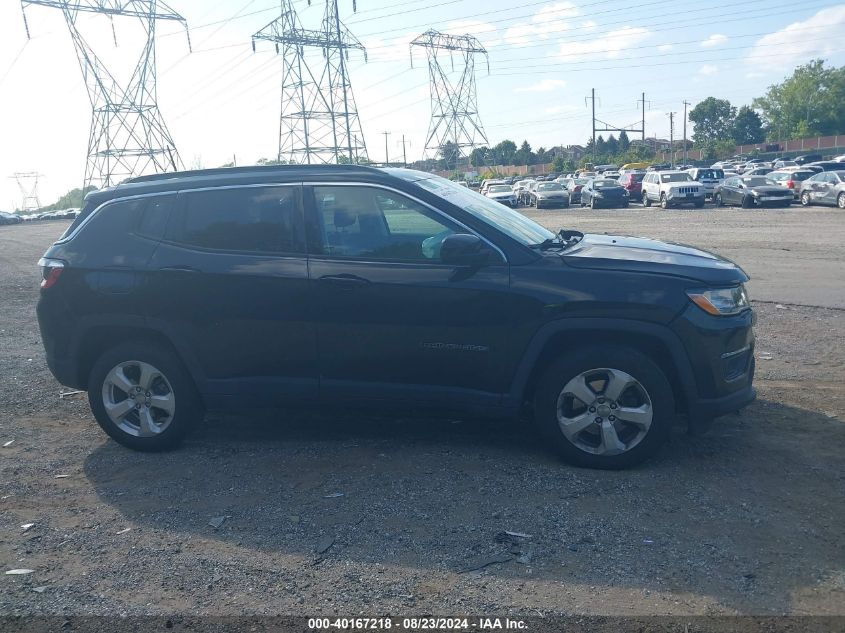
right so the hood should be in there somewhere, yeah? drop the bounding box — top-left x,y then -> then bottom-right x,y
560,233 -> 748,285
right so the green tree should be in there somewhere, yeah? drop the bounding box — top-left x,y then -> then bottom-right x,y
605,134 -> 619,155
689,97 -> 736,147
618,130 -> 630,152
439,141 -> 460,170
256,157 -> 285,166
535,147 -> 548,163
595,135 -> 606,155
493,139 -> 517,165
470,146 -> 492,167
753,59 -> 845,140
514,140 -> 535,166
731,106 -> 765,144
39,186 -> 97,212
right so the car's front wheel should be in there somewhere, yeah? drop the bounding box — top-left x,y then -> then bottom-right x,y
642,192 -> 651,207
715,193 -> 723,206
533,346 -> 674,469
88,341 -> 202,451
660,193 -> 669,209
838,192 -> 845,209
801,191 -> 811,206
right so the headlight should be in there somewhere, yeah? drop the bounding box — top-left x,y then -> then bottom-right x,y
593,191 -> 603,197
687,285 -> 750,316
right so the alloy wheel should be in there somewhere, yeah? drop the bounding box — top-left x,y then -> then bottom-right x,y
555,368 -> 653,456
101,360 -> 176,437
838,193 -> 845,209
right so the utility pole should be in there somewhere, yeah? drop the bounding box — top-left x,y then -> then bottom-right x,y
667,112 -> 676,168
637,93 -> 650,142
587,88 -> 596,163
682,100 -> 691,167
381,131 -> 391,165
400,134 -> 408,167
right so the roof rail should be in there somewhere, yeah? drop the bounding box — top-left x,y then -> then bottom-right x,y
124,164 -> 378,184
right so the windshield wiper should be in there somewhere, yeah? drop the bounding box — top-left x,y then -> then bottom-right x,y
532,229 -> 584,250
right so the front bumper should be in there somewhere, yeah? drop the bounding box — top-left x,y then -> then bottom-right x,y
667,191 -> 705,205
536,197 -> 569,208
672,305 -> 756,431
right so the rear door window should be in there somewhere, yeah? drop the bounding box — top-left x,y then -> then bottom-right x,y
168,186 -> 304,254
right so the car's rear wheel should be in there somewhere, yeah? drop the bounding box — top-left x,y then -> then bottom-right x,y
838,192 -> 845,209
801,191 -> 811,206
533,346 -> 674,469
88,342 -> 202,451
642,192 -> 651,207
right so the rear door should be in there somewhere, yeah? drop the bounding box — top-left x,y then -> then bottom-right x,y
147,184 -> 316,404
305,183 -> 512,409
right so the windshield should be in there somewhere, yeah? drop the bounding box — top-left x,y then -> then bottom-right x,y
743,177 -> 771,187
696,169 -> 724,180
414,175 -> 554,246
593,179 -> 620,188
660,173 -> 693,183
537,183 -> 563,191
488,185 -> 511,193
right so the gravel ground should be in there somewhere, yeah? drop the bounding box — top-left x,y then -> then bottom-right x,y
1,215 -> 844,618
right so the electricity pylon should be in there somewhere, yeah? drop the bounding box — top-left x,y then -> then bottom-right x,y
252,0 -> 368,164
12,172 -> 43,211
20,1 -> 191,190
410,29 -> 490,169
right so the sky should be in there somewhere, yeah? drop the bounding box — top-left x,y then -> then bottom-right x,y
1,0 -> 845,208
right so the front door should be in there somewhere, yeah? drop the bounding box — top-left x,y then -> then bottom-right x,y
147,184 -> 317,404
305,183 -> 513,409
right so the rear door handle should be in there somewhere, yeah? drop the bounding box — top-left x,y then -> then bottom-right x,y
159,265 -> 200,273
318,273 -> 370,287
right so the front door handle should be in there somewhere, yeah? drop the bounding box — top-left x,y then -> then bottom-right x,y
318,273 -> 370,287
159,265 -> 200,273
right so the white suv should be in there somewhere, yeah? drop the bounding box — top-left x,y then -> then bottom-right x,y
641,171 -> 705,208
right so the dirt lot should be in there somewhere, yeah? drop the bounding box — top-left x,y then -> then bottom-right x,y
1,213 -> 844,619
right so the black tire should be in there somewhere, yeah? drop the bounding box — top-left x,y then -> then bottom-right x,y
715,193 -> 723,207
589,196 -> 596,210
88,341 -> 202,451
660,193 -> 669,209
622,200 -> 629,208
642,192 -> 651,207
838,192 -> 845,209
741,195 -> 753,209
801,191 -> 811,206
533,346 -> 675,469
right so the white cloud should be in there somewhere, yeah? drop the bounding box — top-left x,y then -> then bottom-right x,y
746,6 -> 845,68
701,34 -> 728,47
514,79 -> 567,93
658,44 -> 673,52
698,64 -> 719,76
553,26 -> 651,60
581,20 -> 597,31
504,1 -> 579,46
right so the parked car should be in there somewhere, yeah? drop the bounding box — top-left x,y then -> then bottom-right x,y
618,172 -> 645,198
561,177 -> 589,204
773,160 -> 798,169
580,178 -> 629,208
36,165 -> 755,468
0,212 -> 23,225
601,170 -> 620,179
512,179 -> 536,205
798,171 -> 845,208
743,166 -> 774,177
686,168 -> 725,199
805,161 -> 844,172
480,179 -> 506,194
526,182 -> 570,208
485,184 -> 518,207
833,155 -> 845,162
714,176 -> 793,208
766,169 -> 816,199
641,171 -> 705,208
794,154 -> 823,165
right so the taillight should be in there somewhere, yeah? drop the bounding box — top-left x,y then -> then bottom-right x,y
38,257 -> 65,290
786,180 -> 795,188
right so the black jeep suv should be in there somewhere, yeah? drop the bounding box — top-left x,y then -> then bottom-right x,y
36,166 -> 755,468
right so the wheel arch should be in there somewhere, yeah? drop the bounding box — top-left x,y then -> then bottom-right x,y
508,319 -> 696,418
70,317 -> 204,392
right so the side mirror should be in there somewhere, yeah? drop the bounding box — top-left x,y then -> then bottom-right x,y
440,233 -> 495,267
